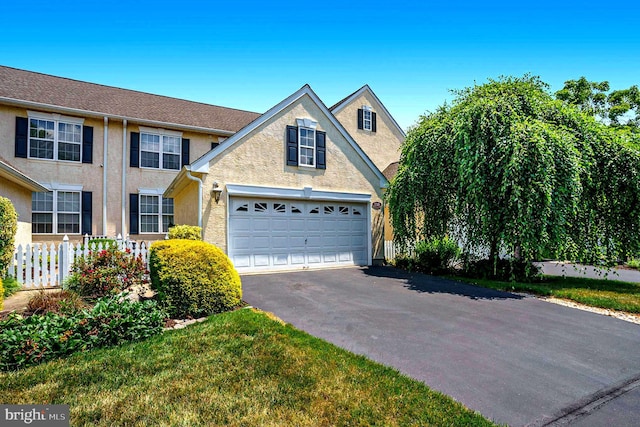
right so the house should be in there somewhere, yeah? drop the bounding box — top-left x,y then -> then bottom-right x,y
0,66 -> 404,272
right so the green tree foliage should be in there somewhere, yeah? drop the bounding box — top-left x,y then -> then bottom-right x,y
556,77 -> 640,130
387,75 -> 640,266
0,197 -> 18,274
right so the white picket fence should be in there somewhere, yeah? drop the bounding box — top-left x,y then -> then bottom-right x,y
384,240 -> 414,261
7,234 -> 150,288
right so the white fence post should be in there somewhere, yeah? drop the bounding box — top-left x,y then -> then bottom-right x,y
58,235 -> 70,285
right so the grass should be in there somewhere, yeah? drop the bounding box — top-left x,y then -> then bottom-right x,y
460,275 -> 640,313
0,308 -> 496,427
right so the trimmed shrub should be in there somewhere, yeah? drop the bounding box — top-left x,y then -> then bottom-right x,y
0,197 -> 18,274
0,277 -> 3,311
168,225 -> 202,240
0,296 -> 166,371
150,239 -> 242,318
414,236 -> 461,274
65,246 -> 148,301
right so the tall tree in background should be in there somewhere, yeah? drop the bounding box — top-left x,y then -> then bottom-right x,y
387,75 -> 640,266
556,77 -> 640,131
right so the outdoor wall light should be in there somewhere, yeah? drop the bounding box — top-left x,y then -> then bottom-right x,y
211,181 -> 223,203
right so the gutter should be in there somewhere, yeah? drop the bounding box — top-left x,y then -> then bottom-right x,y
102,117 -> 108,236
121,119 -> 127,237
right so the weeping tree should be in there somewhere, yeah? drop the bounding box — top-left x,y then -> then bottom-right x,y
387,75 -> 640,266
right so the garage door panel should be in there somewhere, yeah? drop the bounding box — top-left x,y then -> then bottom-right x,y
308,253 -> 322,263
254,254 -> 270,267
252,218 -> 270,231
323,253 -> 337,263
306,219 -> 322,232
232,255 -> 251,268
271,218 -> 289,232
338,251 -> 352,262
273,254 -> 289,265
272,236 -> 289,250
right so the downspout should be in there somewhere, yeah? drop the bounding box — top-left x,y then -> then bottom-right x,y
121,119 -> 127,237
184,169 -> 203,238
102,117 -> 108,236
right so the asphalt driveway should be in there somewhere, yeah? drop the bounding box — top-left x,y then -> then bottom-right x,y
241,266 -> 640,427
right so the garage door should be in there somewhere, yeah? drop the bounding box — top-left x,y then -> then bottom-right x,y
229,197 -> 369,272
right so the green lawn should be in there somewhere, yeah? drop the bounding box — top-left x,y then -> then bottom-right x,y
460,275 -> 640,313
0,308 -> 496,427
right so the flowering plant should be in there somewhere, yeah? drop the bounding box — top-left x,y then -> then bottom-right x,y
65,247 -> 148,300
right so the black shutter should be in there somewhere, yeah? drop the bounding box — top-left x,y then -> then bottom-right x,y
371,112 -> 377,133
316,131 -> 326,170
81,191 -> 92,235
357,109 -> 364,130
82,126 -> 93,163
129,194 -> 139,235
181,138 -> 190,166
15,117 -> 28,158
286,125 -> 298,166
130,132 -> 140,167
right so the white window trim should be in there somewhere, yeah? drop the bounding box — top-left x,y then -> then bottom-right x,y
138,127 -> 183,171
27,111 -> 85,163
32,188 -> 82,235
138,189 -> 174,234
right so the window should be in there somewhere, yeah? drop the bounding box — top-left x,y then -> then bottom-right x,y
286,121 -> 326,169
299,127 -> 315,167
32,190 -> 81,234
139,195 -> 174,233
140,131 -> 181,170
28,113 -> 83,162
363,108 -> 372,131
357,106 -> 376,132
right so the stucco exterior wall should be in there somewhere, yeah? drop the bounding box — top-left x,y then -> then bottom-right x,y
198,94 -> 385,261
333,91 -> 405,172
0,178 -> 33,244
0,103 -> 229,243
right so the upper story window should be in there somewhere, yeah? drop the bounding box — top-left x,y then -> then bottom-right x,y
286,119 -> 326,169
28,112 -> 84,162
362,107 -> 372,131
299,127 -> 316,167
140,130 -> 182,170
357,106 -> 377,133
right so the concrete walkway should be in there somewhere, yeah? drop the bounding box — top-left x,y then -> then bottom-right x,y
539,261 -> 640,283
242,266 -> 640,427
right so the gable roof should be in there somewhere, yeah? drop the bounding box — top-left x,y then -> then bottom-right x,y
0,65 -> 260,135
0,157 -> 48,192
188,84 -> 388,187
330,84 -> 406,138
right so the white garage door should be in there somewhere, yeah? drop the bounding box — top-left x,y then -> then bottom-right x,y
229,197 -> 369,272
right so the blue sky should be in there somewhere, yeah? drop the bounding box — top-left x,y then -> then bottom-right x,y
1,0 -> 638,131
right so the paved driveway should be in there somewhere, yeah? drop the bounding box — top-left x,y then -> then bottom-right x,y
242,267 -> 640,427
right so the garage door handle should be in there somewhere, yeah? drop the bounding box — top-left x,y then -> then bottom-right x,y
305,238 -> 307,245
